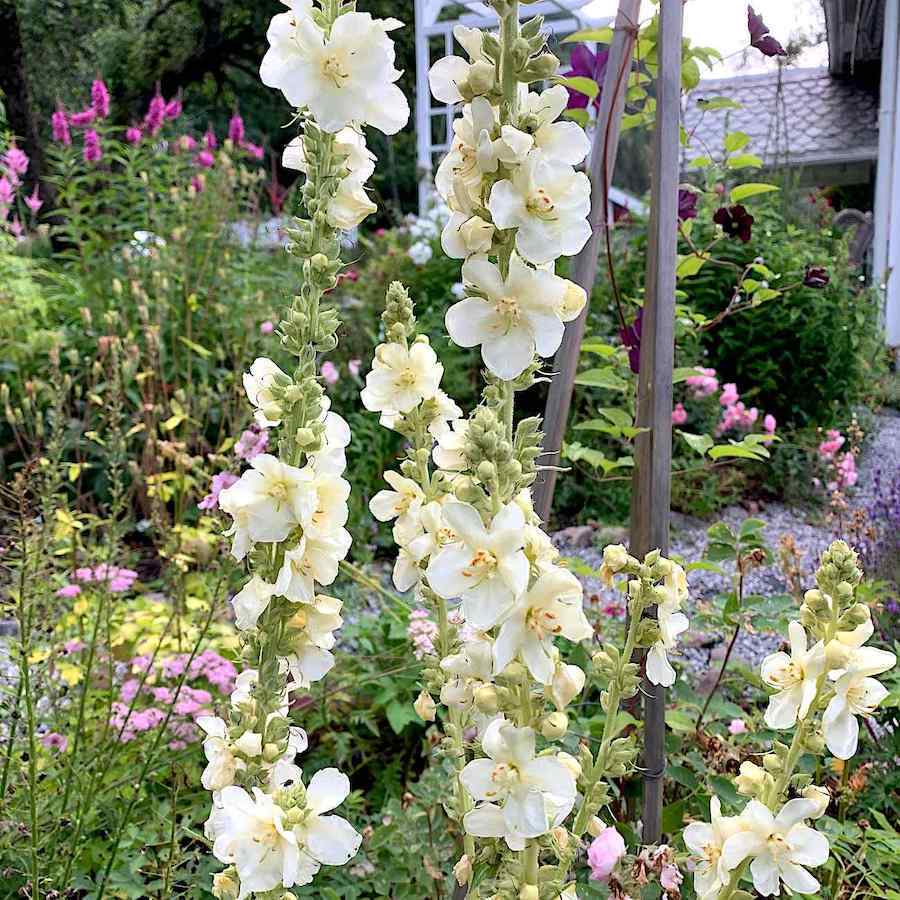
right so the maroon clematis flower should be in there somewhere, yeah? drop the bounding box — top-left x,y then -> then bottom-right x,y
748,6 -> 787,57
678,188 -> 699,221
563,44 -> 609,111
713,205 -> 755,243
619,308 -> 643,374
804,265 -> 830,289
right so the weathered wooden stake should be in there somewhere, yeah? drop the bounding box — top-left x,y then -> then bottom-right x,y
630,0 -> 683,845
532,0 -> 642,524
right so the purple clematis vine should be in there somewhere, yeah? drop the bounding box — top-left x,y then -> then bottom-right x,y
563,44 -> 609,112
747,5 -> 787,57
678,188 -> 699,222
619,308 -> 643,374
713,205 -> 755,243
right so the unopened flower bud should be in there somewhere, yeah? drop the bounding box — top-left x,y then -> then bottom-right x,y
556,751 -> 581,781
802,784 -> 830,819
212,869 -> 240,900
603,543 -> 629,572
414,690 -> 436,722
541,711 -> 568,740
547,662 -> 585,710
587,815 -> 605,837
262,742 -> 282,763
518,885 -> 539,900
310,252 -> 330,271
453,854 -> 472,887
467,59 -> 496,95
474,684 -> 499,714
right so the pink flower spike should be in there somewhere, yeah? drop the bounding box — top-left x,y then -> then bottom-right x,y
728,718 -> 748,735
91,79 -> 111,118
228,112 -> 245,145
764,414 -> 776,434
178,134 -> 197,152
144,91 -> 166,135
195,149 -> 215,169
25,186 -> 43,215
0,177 -> 13,206
165,97 -> 183,120
587,826 -> 626,882
8,217 -> 24,239
83,129 -> 102,163
70,108 -> 97,128
260,320 -> 275,335
241,141 -> 264,160
52,108 -> 71,145
203,127 -> 217,150
3,145 -> 29,177
321,361 -> 340,385
126,126 -> 143,145
56,584 -> 81,598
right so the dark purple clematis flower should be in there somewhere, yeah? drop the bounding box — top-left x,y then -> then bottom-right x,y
748,6 -> 787,57
678,188 -> 699,221
804,265 -> 830,289
563,44 -> 609,111
619,308 -> 643,374
713,205 -> 755,243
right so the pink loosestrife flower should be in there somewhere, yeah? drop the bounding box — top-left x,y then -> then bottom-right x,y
91,79 -> 111,118
8,217 -> 23,239
671,403 -> 688,426
126,126 -> 143,145
228,112 -> 245,145
190,175 -> 205,194
203,127 -> 217,150
70,108 -> 97,127
83,129 -> 102,163
818,429 -> 845,460
3,145 -> 29,178
52,108 -> 71,144
165,97 -> 183,120
25,186 -> 43,215
199,471 -> 239,510
321,361 -> 340,385
144,92 -> 166,135
242,141 -> 264,160
195,149 -> 215,169
0,177 -> 13,206
588,826 -> 626,881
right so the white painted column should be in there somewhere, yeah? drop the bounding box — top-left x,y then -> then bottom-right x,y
882,0 -> 900,345
414,0 -> 434,214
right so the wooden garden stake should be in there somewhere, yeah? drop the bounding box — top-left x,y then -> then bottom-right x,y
532,0 -> 641,524
630,0 -> 683,845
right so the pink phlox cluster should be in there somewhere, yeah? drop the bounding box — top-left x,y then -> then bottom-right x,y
199,471 -> 239,510
685,367 -> 719,398
235,427 -> 269,461
671,403 -> 687,426
818,429 -> 845,460
407,608 -> 439,660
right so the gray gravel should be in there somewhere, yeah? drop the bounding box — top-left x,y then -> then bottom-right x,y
554,412 -> 900,676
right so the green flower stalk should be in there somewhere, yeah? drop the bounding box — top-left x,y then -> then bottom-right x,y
201,2 -> 410,897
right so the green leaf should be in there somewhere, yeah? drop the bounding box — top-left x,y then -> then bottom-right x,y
580,339 -> 618,357
662,798 -> 686,833
562,26 -> 614,44
563,107 -> 590,127
668,765 -> 700,789
708,440 -> 770,461
697,96 -> 742,111
574,367 -> 629,391
385,699 -> 418,734
681,58 -> 701,91
677,430 -> 713,457
709,774 -> 743,808
178,336 -> 212,358
688,155 -> 713,168
665,709 -> 696,733
597,407 -> 634,429
686,560 -> 727,575
726,153 -> 764,170
730,182 -> 779,203
739,517 -> 766,538
554,76 -> 598,100
724,131 -> 750,153
707,522 -> 736,544
673,366 -> 703,383
676,253 -> 708,278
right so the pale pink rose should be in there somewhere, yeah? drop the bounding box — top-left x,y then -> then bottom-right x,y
588,826 -> 626,882
728,718 -> 747,735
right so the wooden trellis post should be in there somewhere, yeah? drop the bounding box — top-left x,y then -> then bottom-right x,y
532,0 -> 642,524
630,0 -> 683,845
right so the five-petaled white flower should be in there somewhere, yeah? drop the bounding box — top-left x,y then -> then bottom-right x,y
460,717 -> 576,850
446,253 -> 569,380
219,454 -> 317,561
520,85 -> 591,166
209,785 -> 317,897
361,339 -> 444,415
822,642 -> 895,759
232,575 -> 282,631
261,9 -> 408,134
493,567 -> 592,684
760,622 -> 826,730
277,531 -> 352,603
370,471 -> 426,545
440,637 -> 495,708
197,717 -> 260,792
488,153 -> 591,265
284,594 -> 343,688
426,501 -> 529,630
646,587 -> 689,688
683,796 -> 744,899
721,798 -> 830,897
293,768 -> 363,868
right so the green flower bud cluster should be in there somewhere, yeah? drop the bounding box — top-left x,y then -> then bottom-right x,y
592,643 -> 641,701
382,281 -> 417,345
461,406 -> 526,506
800,540 -> 865,640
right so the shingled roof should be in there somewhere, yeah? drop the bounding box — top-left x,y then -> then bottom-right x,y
682,67 -> 879,169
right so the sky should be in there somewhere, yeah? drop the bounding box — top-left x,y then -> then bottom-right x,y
579,0 -> 828,75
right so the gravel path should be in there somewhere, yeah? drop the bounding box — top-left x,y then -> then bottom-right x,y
554,411 -> 900,674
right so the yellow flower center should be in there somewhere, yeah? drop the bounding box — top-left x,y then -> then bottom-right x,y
847,682 -> 875,714
267,479 -> 291,506
396,367 -> 419,388
526,605 -> 561,639
322,54 -> 350,88
496,294 -> 521,321
488,762 -> 521,795
463,549 -> 498,580
770,660 -> 803,689
526,188 -> 557,220
766,832 -> 791,861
